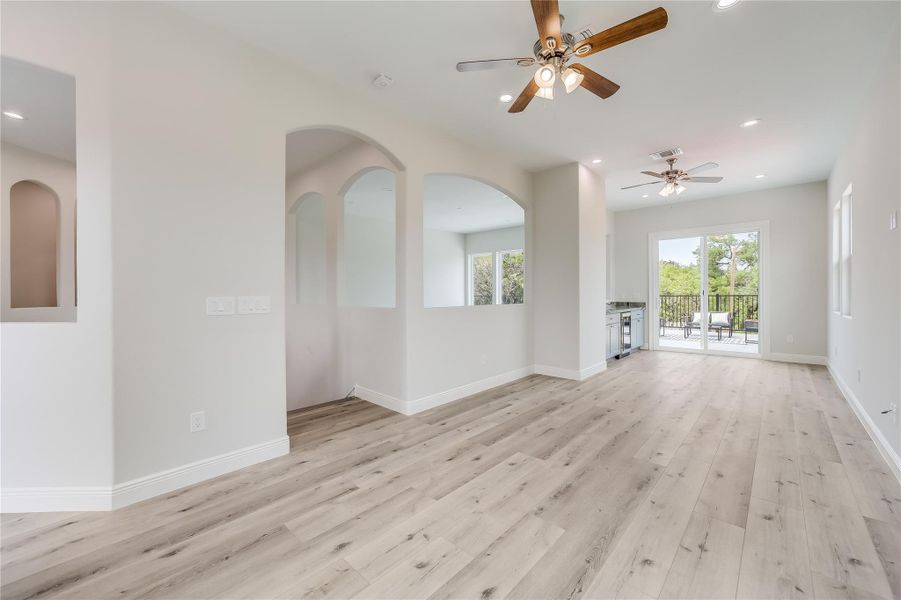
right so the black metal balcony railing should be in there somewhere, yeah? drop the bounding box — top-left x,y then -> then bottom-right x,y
659,294 -> 759,331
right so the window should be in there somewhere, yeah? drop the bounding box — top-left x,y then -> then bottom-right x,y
500,249 -> 524,304
840,184 -> 852,317
467,249 -> 524,306
832,184 -> 853,316
470,253 -> 494,305
832,201 -> 841,313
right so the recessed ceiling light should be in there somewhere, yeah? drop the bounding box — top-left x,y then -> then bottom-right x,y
3,111 -> 25,120
591,159 -> 602,164
499,94 -> 513,103
755,174 -> 766,179
739,118 -> 761,128
642,194 -> 649,198
456,206 -> 463,211
713,0 -> 741,11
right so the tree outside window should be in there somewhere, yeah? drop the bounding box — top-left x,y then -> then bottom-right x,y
501,250 -> 524,304
471,254 -> 494,305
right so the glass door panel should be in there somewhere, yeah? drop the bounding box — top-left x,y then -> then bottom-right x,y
706,232 -> 759,354
658,237 -> 704,350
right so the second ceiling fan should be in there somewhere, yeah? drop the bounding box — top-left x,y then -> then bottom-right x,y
456,1 -> 668,113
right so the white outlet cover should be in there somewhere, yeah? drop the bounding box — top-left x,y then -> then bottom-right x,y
238,295 -> 271,315
206,296 -> 236,316
190,411 -> 205,432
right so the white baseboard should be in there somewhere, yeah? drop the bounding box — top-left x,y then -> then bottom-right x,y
1,436 -> 290,513
827,363 -> 901,484
354,385 -> 409,415
111,435 -> 289,509
534,361 -> 607,381
406,366 -> 534,415
1,486 -> 112,513
766,352 -> 827,365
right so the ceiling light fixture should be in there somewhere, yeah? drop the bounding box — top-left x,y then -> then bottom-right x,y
562,67 -> 584,94
534,65 -> 556,89
2,111 -> 25,120
591,159 -> 602,164
499,94 -> 513,103
713,0 -> 741,11
739,118 -> 761,128
658,182 -> 687,198
755,174 -> 766,179
642,194 -> 649,198
535,86 -> 554,101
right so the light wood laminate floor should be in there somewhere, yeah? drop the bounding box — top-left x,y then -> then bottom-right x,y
2,352 -> 899,600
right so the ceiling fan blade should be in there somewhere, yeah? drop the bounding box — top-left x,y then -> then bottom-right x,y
456,58 -> 536,72
574,7 -> 668,58
509,79 -> 540,114
570,63 -> 620,99
641,171 -> 664,178
682,176 -> 723,183
621,181 -> 661,190
531,0 -> 561,51
685,161 -> 719,174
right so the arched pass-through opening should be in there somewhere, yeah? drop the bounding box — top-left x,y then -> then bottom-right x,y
284,126 -> 405,421
422,174 -> 526,308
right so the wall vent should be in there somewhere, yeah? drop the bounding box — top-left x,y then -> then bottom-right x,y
649,147 -> 683,161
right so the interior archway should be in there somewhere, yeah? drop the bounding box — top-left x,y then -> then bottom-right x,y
9,180 -> 60,308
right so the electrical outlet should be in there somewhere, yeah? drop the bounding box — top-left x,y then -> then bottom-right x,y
190,411 -> 205,433
238,296 -> 271,315
206,296 -> 235,316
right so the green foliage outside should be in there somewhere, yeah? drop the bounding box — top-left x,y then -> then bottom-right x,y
472,254 -> 493,305
658,233 -> 759,298
502,251 -> 524,304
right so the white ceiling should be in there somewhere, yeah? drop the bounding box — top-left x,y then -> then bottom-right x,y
286,129 -> 360,178
424,175 -> 523,234
0,56 -> 76,163
179,1 -> 900,210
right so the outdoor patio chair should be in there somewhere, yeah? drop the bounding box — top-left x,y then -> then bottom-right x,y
684,312 -> 702,338
709,311 -> 733,341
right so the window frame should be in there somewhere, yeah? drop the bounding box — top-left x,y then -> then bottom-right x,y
467,248 -> 525,306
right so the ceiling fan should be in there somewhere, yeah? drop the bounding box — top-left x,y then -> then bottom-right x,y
622,158 -> 723,197
456,1 -> 668,113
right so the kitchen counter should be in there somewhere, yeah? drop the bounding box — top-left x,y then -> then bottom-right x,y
606,302 -> 646,314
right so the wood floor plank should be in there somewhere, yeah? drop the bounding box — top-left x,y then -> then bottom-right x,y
736,496 -> 812,599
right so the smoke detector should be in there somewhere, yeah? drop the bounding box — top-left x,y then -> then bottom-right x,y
372,73 -> 395,89
649,147 -> 684,161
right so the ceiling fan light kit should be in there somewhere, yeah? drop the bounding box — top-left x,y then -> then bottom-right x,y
455,0 -> 668,113
623,157 -> 724,199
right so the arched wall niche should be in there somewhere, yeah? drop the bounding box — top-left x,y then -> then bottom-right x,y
9,179 -> 61,309
288,191 -> 327,305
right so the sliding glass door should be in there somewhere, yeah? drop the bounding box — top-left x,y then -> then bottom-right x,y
654,225 -> 762,356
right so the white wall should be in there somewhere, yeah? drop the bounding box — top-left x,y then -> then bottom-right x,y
613,181 -> 828,359
465,226 -> 524,256
0,3 -> 115,501
2,1 -> 533,507
423,228 -> 464,308
531,163 -> 607,378
343,212 -> 396,308
826,27 -> 900,457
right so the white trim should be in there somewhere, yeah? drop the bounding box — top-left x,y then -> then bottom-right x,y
534,362 -> 607,381
0,436 -> 290,513
407,366 -> 533,414
354,385 -> 409,415
765,352 -> 827,366
1,487 -> 112,513
828,363 -> 901,484
111,436 -> 289,509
